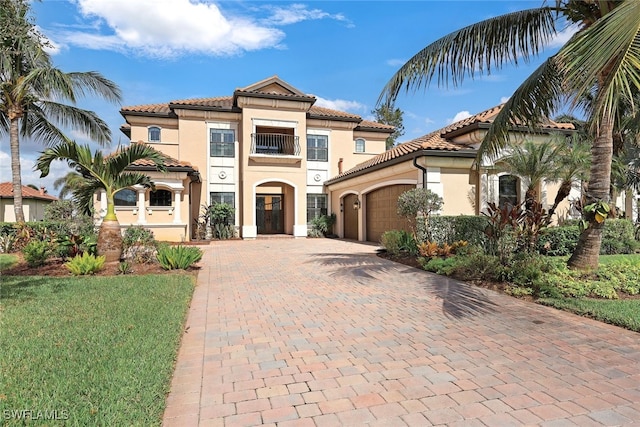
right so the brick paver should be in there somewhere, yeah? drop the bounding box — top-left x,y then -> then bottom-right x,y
163,239 -> 640,426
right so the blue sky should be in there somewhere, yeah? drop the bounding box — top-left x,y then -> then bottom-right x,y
1,0 -> 575,195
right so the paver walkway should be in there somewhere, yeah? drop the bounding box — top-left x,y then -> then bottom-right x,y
163,239 -> 640,426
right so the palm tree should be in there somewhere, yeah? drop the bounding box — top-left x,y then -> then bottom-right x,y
37,141 -> 167,262
497,140 -> 561,210
53,171 -> 86,200
547,139 -> 591,217
0,0 -> 121,223
379,1 -> 640,269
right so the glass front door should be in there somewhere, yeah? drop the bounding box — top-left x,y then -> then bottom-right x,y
256,194 -> 284,234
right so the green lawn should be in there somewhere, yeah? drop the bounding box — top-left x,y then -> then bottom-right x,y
0,253 -> 19,271
538,297 -> 640,332
0,274 -> 195,426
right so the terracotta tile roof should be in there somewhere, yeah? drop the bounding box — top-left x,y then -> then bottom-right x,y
120,103 -> 172,115
307,105 -> 361,120
124,144 -> 196,171
169,96 -> 234,109
0,182 -> 58,201
326,104 -> 574,184
356,119 -> 396,131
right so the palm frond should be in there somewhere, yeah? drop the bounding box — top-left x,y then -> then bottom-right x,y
105,143 -> 168,178
20,105 -> 72,146
112,172 -> 154,191
558,0 -> 640,120
379,7 -> 556,105
38,100 -> 112,145
73,178 -> 103,216
68,71 -> 122,104
478,56 -> 566,162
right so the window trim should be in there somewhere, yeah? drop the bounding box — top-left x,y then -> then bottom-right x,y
148,126 -> 161,142
210,128 -> 235,158
114,188 -> 137,207
355,138 -> 366,153
306,193 -> 328,224
307,134 -> 328,162
149,188 -> 173,207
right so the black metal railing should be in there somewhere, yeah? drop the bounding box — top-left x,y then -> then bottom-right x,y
251,133 -> 300,156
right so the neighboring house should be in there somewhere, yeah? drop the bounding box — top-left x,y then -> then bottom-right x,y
325,105 -> 577,242
0,182 -> 58,222
116,76 -> 394,241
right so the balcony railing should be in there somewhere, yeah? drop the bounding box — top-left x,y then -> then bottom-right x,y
251,133 -> 300,156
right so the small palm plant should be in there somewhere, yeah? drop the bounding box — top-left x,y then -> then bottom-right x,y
37,141 -> 167,262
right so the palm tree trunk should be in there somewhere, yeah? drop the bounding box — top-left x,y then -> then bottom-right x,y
9,116 -> 25,223
548,180 -> 572,217
568,115 -> 614,269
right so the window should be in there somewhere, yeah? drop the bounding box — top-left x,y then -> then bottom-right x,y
148,126 -> 161,142
150,189 -> 172,207
355,138 -> 366,153
210,192 -> 235,225
498,175 -> 519,209
307,194 -> 327,223
307,134 -> 328,161
114,188 -> 137,206
210,129 -> 235,157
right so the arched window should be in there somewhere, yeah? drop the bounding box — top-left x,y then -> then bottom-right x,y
114,188 -> 137,206
355,138 -> 366,153
148,126 -> 161,142
150,189 -> 172,207
499,175 -> 519,209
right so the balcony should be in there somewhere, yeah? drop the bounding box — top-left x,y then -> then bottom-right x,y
249,133 -> 302,164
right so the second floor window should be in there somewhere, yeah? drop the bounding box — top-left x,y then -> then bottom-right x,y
355,138 -> 366,153
150,189 -> 172,207
210,129 -> 235,157
148,126 -> 161,142
307,135 -> 328,161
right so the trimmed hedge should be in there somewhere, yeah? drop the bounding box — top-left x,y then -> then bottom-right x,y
538,219 -> 638,256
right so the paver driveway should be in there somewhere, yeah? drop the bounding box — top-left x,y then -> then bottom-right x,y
163,239 -> 640,426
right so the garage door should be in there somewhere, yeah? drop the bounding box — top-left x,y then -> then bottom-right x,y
366,184 -> 415,243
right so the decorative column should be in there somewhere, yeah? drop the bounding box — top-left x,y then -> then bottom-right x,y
137,189 -> 146,224
173,190 -> 182,224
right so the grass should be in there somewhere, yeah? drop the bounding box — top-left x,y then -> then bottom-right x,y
0,253 -> 19,271
0,274 -> 195,426
538,297 -> 640,332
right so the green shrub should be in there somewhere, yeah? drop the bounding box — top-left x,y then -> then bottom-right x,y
56,233 -> 97,259
65,253 -> 106,275
537,225 -> 580,256
156,245 -> 203,270
123,226 -> 157,263
0,233 -> 17,253
117,261 -> 133,275
380,230 -> 417,256
397,188 -> 443,242
308,214 -> 336,238
428,216 -> 489,248
22,241 -> 51,267
601,219 -> 636,254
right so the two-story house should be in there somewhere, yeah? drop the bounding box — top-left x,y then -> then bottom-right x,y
115,76 -> 394,241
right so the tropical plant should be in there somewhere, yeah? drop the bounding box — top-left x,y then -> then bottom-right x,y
156,245 -> 202,270
65,252 -> 105,275
497,140 -> 562,210
0,0 -> 121,223
22,240 -> 50,267
53,171 -> 86,200
379,0 -> 640,269
36,141 -> 167,262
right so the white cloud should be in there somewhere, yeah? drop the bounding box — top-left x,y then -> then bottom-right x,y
261,4 -> 351,27
55,0 -> 285,58
500,96 -> 510,104
0,151 -> 72,197
313,96 -> 366,114
548,23 -> 580,48
386,59 -> 406,67
448,111 -> 472,124
50,1 -> 348,59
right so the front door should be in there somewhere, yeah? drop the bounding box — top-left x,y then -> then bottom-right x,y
256,194 -> 284,234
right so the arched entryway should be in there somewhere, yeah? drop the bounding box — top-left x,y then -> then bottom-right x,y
255,181 -> 295,235
343,193 -> 359,240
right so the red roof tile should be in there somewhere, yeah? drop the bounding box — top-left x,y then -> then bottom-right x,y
0,182 -> 58,201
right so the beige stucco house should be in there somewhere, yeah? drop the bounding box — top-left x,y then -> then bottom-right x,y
0,182 -> 58,222
114,76 -> 394,241
325,105 -> 578,242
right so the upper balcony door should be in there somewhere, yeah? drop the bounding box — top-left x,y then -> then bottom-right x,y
251,126 -> 300,156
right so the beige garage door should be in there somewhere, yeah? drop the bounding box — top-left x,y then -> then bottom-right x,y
366,184 -> 415,243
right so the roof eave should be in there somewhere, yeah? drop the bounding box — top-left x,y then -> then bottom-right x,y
325,149 -> 477,186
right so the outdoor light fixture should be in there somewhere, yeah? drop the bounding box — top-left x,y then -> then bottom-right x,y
353,197 -> 361,210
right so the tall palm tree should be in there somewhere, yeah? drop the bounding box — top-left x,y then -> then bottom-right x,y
547,139 -> 591,217
0,0 -> 121,223
379,0 -> 640,269
37,141 -> 167,262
